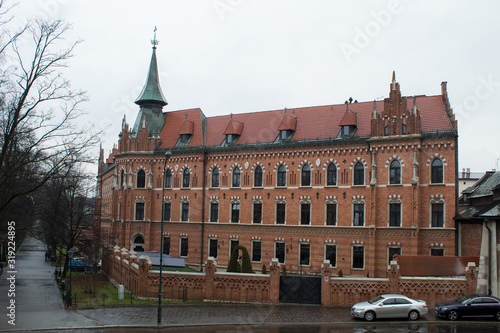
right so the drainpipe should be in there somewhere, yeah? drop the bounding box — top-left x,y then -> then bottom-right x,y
200,148 -> 207,272
486,222 -> 492,295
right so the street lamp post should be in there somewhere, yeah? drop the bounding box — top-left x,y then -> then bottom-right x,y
68,249 -> 73,307
158,149 -> 171,326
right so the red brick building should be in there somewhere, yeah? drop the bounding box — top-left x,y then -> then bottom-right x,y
96,42 -> 458,278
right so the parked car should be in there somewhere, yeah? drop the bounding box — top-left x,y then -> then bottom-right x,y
435,294 -> 500,321
351,294 -> 428,321
68,258 -> 93,271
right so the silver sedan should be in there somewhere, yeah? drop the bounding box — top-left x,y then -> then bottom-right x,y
351,294 -> 428,321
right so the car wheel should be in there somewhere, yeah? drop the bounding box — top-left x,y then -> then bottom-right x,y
408,310 -> 419,321
447,310 -> 459,321
496,311 -> 500,321
364,311 -> 376,321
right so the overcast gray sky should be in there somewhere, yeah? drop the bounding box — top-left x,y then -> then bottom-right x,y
12,0 -> 500,173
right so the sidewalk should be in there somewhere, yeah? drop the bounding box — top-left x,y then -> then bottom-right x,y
0,237 -> 353,331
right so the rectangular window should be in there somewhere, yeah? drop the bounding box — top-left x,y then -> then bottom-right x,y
325,245 -> 336,267
276,203 -> 286,224
180,237 -> 188,257
118,201 -> 121,220
163,202 -> 171,222
162,237 -> 170,255
230,240 -> 239,255
231,203 -> 240,223
209,239 -> 218,258
431,248 -> 444,256
275,242 -> 285,264
353,204 -> 364,226
135,202 -> 144,220
300,203 -> 311,225
388,247 -> 401,265
326,203 -> 337,226
252,241 -> 261,262
253,203 -> 262,224
210,203 -> 218,222
431,203 -> 444,227
389,203 -> 401,227
352,246 -> 364,269
181,202 -> 189,221
299,243 -> 310,266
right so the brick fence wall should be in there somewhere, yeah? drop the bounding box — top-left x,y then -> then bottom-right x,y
103,246 -> 478,308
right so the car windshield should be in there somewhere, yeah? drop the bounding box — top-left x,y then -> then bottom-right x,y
368,296 -> 385,304
456,295 -> 473,304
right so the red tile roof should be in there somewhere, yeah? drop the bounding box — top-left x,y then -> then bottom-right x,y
157,94 -> 454,149
397,255 -> 479,277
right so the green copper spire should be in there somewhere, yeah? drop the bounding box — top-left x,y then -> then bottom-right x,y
135,27 -> 168,106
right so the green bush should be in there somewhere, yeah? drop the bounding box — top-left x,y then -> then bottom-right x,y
261,264 -> 267,274
226,245 -> 254,273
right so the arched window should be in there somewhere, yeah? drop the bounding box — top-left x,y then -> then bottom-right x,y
133,235 -> 145,252
277,165 -> 286,187
211,168 -> 219,187
182,169 -> 190,188
353,162 -> 364,185
431,159 -> 443,183
327,163 -> 337,186
389,160 -> 401,184
137,169 -> 146,188
232,167 -> 241,187
120,170 -> 125,188
164,169 -> 172,188
301,164 -> 311,186
254,166 -> 263,187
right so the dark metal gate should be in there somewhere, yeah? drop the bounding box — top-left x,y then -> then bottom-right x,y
279,276 -> 321,304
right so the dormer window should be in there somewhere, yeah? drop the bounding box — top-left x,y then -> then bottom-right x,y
180,134 -> 191,143
342,125 -> 357,137
339,109 -> 357,138
226,134 -> 239,144
280,130 -> 293,140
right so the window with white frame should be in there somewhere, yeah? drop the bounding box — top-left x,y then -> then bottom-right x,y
352,245 -> 364,269
325,244 -> 337,267
209,238 -> 218,258
180,237 -> 188,257
327,163 -> 337,186
252,240 -> 261,262
277,165 -> 286,187
137,169 -> 146,188
301,164 -> 311,186
389,202 -> 401,227
300,199 -> 311,225
353,162 -> 365,185
181,202 -> 189,222
387,247 -> 401,266
164,169 -> 172,188
254,166 -> 263,187
211,168 -> 219,187
232,167 -> 241,187
431,159 -> 444,183
299,243 -> 310,266
182,168 -> 190,188
252,201 -> 262,224
352,199 -> 365,226
135,201 -> 145,220
275,242 -> 285,264
276,200 -> 286,225
325,200 -> 337,226
389,160 -> 401,184
210,202 -> 218,222
231,199 -> 240,223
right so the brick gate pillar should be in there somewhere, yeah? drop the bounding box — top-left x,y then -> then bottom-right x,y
321,260 -> 332,306
465,262 -> 478,294
205,257 -> 216,300
269,259 -> 280,304
388,261 -> 400,294
138,255 -> 152,297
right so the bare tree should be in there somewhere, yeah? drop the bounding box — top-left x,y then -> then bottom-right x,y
38,162 -> 95,277
0,4 -> 101,225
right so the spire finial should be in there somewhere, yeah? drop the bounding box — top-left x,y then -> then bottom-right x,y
284,107 -> 287,115
151,26 -> 159,49
391,71 -> 397,91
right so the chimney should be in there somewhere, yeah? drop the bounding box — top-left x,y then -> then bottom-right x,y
462,168 -> 465,178
466,168 -> 470,178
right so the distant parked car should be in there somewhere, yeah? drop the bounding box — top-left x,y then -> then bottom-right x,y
68,258 -> 92,271
351,294 -> 428,321
435,294 -> 500,321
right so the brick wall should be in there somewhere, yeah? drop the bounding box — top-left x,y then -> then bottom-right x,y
103,246 -> 477,308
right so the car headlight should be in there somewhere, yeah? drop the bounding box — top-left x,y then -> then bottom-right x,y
440,307 -> 447,311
